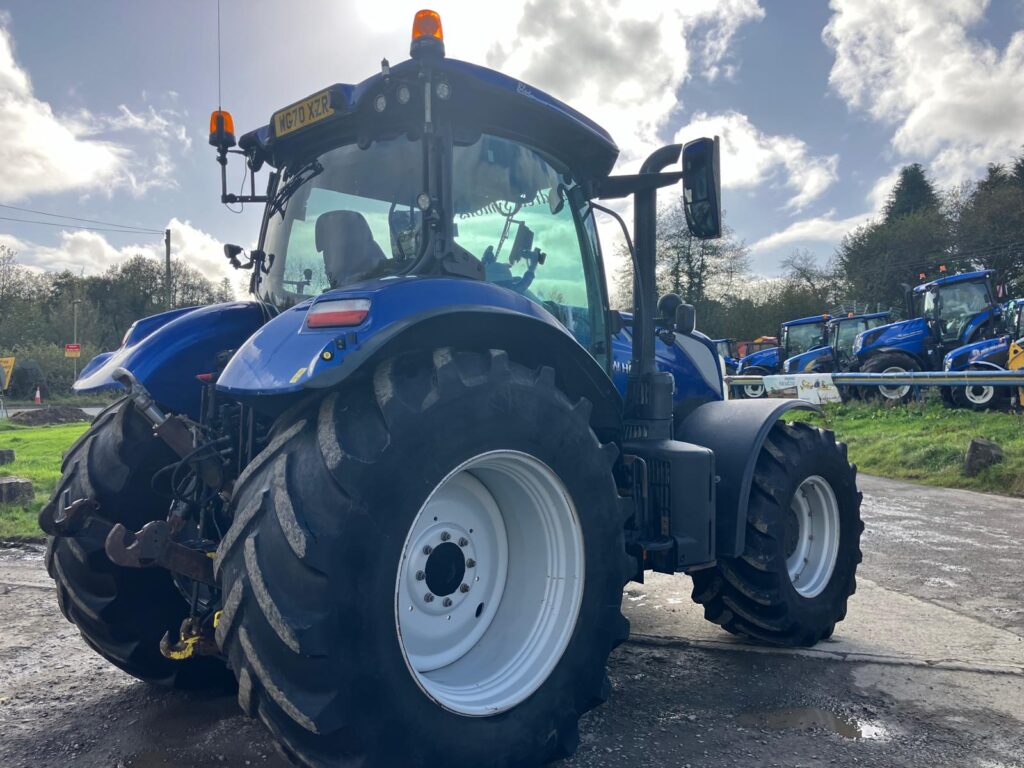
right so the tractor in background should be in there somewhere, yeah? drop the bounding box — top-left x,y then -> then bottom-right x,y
854,270 -> 1005,403
783,312 -> 892,374
941,298 -> 1024,410
712,337 -> 739,374
38,11 -> 863,768
735,314 -> 830,398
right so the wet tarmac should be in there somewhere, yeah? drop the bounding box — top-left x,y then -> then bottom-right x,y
0,474 -> 1021,767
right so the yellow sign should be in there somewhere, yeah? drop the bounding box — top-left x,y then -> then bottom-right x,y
0,357 -> 13,391
64,344 -> 81,359
272,89 -> 334,138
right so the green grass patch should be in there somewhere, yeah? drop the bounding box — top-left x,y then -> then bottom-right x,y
790,401 -> 1024,497
0,420 -> 89,540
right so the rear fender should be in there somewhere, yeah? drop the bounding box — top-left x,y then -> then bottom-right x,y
676,398 -> 820,557
216,278 -> 622,438
74,301 -> 268,419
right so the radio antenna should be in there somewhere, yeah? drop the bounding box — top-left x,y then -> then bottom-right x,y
216,0 -> 223,110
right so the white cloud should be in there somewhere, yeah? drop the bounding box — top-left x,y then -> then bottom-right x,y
486,0 -> 765,167
0,22 -> 187,202
749,210 -> 873,254
5,218 -> 234,288
824,0 -> 1024,183
674,111 -> 839,211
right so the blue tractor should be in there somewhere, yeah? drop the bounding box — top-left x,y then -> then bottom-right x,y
854,270 -> 1005,402
38,13 -> 863,767
712,338 -> 740,375
941,298 -> 1024,410
783,312 -> 892,374
735,314 -> 831,398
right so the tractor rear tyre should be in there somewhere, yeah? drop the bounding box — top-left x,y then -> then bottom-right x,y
860,352 -> 920,404
690,421 -> 862,646
41,398 -> 231,688
741,365 -> 770,399
214,348 -> 632,768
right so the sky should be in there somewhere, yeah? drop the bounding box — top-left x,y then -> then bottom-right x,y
0,0 -> 1022,291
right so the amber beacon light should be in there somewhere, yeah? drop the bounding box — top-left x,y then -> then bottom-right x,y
410,10 -> 445,58
208,110 -> 236,149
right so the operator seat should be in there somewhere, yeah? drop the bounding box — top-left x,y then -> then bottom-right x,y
315,210 -> 386,288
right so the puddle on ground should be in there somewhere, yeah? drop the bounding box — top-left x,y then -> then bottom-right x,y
736,707 -> 889,741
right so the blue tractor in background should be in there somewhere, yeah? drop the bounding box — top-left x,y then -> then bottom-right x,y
941,298 -> 1024,410
783,312 -> 892,375
38,12 -> 863,768
712,338 -> 740,375
735,314 -> 830,398
853,270 -> 1005,403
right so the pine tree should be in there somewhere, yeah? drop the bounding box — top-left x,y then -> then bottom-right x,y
883,163 -> 941,222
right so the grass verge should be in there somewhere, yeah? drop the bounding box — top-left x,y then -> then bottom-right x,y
791,400 -> 1024,497
0,420 -> 90,540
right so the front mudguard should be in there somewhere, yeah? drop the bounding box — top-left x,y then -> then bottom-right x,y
676,398 -> 820,558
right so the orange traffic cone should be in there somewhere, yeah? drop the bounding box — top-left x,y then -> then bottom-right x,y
34,386 -> 42,405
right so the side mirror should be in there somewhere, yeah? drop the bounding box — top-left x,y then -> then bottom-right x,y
223,243 -> 244,269
548,185 -> 566,215
675,303 -> 696,334
681,136 -> 722,240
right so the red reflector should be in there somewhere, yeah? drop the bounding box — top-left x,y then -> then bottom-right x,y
307,309 -> 368,327
306,299 -> 371,328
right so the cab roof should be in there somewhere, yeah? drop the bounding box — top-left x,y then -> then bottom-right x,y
914,269 -> 994,293
828,311 -> 890,326
782,314 -> 830,327
238,58 -> 620,180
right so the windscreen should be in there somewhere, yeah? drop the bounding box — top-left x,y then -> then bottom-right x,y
936,281 -> 990,341
261,136 -> 424,306
784,322 -> 825,357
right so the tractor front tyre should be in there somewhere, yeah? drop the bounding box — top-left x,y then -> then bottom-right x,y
40,399 -> 231,688
949,366 -> 1009,411
860,352 -> 920,404
214,348 -> 632,768
741,366 -> 770,399
690,421 -> 862,646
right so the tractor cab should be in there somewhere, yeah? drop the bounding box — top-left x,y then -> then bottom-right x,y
783,312 -> 890,374
735,315 -> 828,397
712,338 -> 739,374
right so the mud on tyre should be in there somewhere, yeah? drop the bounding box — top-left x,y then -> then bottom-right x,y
214,348 -> 633,767
41,398 -> 231,688
691,421 -> 862,646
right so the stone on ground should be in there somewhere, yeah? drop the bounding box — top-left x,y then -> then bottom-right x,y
964,437 -> 1004,477
0,449 -> 14,465
0,476 -> 33,505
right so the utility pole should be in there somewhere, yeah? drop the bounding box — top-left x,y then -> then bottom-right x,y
164,228 -> 172,310
72,299 -> 81,380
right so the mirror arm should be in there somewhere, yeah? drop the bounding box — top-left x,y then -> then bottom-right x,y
585,171 -> 683,200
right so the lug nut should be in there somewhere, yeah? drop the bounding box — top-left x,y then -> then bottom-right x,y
459,583 -> 470,593
423,545 -> 433,555
415,570 -> 425,581
424,593 -> 434,603
458,537 -> 468,547
466,558 -> 476,568
442,597 -> 453,607
440,531 -> 451,542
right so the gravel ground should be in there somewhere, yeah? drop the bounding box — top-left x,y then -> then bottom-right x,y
0,475 -> 1021,768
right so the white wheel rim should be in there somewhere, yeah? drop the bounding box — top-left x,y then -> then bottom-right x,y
395,450 -> 584,716
879,366 -> 910,400
785,475 -> 840,598
744,383 -> 765,398
965,384 -> 994,405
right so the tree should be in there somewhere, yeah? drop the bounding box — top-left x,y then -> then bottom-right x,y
956,157 -> 1024,296
884,163 -> 941,222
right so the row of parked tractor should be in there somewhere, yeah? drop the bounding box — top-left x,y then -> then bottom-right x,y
713,269 -> 1024,409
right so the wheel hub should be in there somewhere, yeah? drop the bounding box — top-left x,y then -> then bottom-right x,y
966,384 -> 994,405
879,366 -> 911,400
395,450 -> 584,716
785,475 -> 841,599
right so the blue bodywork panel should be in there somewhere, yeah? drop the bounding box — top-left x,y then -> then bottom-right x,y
854,317 -> 930,365
944,335 -> 1010,372
75,302 -> 268,417
610,322 -> 722,410
784,345 -> 832,374
783,314 -> 829,327
737,345 -> 780,374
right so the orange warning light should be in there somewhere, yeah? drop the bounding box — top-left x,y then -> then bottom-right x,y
208,110 -> 236,149
412,10 -> 443,41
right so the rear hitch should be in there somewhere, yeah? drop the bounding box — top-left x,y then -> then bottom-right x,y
113,367 -> 225,492
105,520 -> 216,586
160,616 -> 220,661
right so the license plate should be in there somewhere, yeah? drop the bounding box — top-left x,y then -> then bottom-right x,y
273,89 -> 334,138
